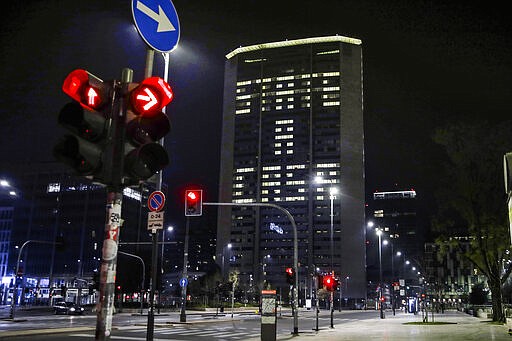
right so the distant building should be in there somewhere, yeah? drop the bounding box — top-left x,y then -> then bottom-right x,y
424,240 -> 485,307
3,162 -> 151,304
217,36 -> 366,304
369,190 -> 421,282
0,187 -> 15,302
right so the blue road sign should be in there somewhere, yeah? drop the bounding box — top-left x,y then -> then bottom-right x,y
131,0 -> 180,52
179,278 -> 188,287
148,191 -> 165,212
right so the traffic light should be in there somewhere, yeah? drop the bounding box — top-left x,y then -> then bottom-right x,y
54,69 -> 113,184
123,77 -> 173,184
323,275 -> 338,292
285,267 -> 295,285
185,189 -> 203,216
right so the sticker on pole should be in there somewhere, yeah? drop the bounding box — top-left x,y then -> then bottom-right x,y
148,191 -> 165,212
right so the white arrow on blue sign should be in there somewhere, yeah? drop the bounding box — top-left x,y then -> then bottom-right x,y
179,278 -> 188,287
131,0 -> 180,52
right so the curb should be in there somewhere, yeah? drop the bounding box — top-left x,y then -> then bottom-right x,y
0,326 -> 95,338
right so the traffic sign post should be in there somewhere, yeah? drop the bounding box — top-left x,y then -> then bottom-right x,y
131,0 -> 180,52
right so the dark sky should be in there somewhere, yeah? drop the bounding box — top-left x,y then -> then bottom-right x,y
0,0 -> 511,226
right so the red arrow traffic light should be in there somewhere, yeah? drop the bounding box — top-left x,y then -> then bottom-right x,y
130,77 -> 173,117
62,69 -> 109,110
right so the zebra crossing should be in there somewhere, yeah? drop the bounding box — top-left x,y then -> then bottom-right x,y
114,325 -> 260,340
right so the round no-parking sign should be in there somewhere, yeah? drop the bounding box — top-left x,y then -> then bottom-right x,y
148,191 -> 165,212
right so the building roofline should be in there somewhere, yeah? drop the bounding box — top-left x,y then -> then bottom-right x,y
225,35 -> 362,59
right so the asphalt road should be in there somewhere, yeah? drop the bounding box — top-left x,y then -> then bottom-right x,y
0,306 -> 375,340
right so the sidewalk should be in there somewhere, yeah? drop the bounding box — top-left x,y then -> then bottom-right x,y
246,310 -> 512,341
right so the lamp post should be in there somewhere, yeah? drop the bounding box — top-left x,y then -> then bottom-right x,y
329,186 -> 338,328
376,229 -> 385,319
118,251 -> 145,315
161,226 -> 174,274
222,243 -> 232,281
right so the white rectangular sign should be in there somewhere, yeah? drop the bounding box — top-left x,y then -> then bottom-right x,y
147,211 -> 164,230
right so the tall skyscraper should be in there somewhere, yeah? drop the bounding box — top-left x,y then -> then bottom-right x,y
369,189 -> 421,282
217,36 -> 366,303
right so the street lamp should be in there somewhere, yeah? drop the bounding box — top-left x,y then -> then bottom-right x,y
328,186 -> 338,328
376,229 -> 385,319
222,243 -> 232,280
161,225 -> 174,274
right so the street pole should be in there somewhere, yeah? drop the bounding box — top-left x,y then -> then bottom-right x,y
118,251 -> 145,315
95,68 -> 131,341
9,240 -> 56,320
95,191 -> 123,340
180,217 -> 190,322
204,202 -> 299,334
377,229 -> 385,319
329,188 -> 336,328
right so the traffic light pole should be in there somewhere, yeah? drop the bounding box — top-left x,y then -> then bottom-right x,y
180,217 -> 190,322
204,202 -> 299,334
95,69 -> 132,341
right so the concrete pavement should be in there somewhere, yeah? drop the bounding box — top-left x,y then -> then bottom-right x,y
246,309 -> 512,341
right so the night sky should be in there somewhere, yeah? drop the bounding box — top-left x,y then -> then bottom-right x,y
0,0 -> 511,231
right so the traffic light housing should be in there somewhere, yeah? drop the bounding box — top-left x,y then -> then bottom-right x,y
323,275 -> 338,292
185,189 -> 203,216
54,69 -> 113,183
55,69 -> 174,188
123,77 -> 173,184
285,267 -> 295,285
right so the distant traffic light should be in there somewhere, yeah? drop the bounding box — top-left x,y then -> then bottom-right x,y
323,275 -> 338,292
185,189 -> 203,216
123,77 -> 173,184
285,267 -> 295,285
54,69 -> 113,183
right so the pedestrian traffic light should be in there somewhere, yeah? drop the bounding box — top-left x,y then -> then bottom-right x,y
123,77 -> 173,184
185,189 -> 203,216
54,69 -> 114,184
285,267 -> 295,285
323,275 -> 338,292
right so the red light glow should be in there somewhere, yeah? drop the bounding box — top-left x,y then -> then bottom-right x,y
130,77 -> 173,117
187,191 -> 198,201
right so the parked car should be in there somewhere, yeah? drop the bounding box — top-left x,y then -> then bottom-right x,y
53,301 -> 85,315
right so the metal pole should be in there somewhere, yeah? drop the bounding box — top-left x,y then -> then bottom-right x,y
118,251 -> 145,314
95,68 -> 131,341
203,202 -> 299,334
180,217 -> 190,322
95,191 -> 123,340
378,232 -> 384,319
146,230 -> 158,341
9,240 -> 55,319
329,193 -> 334,328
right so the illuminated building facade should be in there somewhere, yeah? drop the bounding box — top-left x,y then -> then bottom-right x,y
369,190 -> 421,283
217,36 -> 366,303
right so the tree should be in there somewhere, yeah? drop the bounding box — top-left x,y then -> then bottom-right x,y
432,121 -> 512,322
